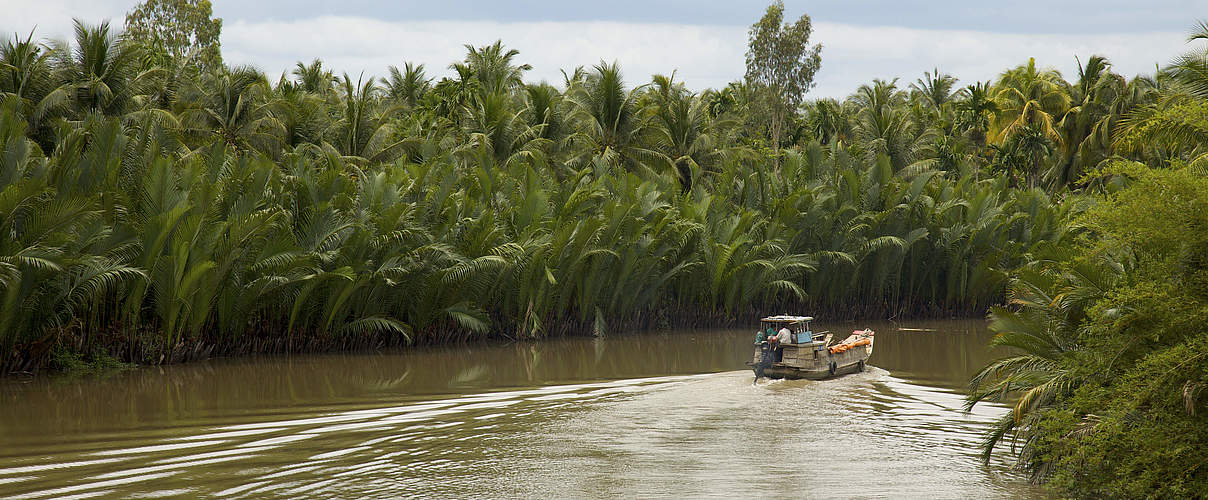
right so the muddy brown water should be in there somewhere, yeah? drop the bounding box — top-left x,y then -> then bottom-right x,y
0,320 -> 1043,498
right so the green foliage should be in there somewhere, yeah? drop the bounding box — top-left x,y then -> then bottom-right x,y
744,0 -> 822,167
48,347 -> 131,375
0,34 -> 1072,373
969,166 -> 1208,496
8,10 -> 1208,497
124,0 -> 223,71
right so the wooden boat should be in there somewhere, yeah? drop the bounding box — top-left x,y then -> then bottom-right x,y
745,315 -> 875,380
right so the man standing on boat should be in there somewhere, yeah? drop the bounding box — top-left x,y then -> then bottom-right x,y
767,327 -> 792,362
774,327 -> 792,344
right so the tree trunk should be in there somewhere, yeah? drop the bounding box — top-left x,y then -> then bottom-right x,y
771,108 -> 782,173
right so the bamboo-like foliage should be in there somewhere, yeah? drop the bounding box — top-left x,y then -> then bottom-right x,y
3,16 -> 1206,374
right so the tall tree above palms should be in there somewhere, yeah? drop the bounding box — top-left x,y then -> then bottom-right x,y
744,0 -> 822,170
124,0 -> 223,71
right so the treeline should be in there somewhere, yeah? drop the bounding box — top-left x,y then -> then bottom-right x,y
0,15 -> 1073,372
0,6 -> 1197,365
964,24 -> 1208,497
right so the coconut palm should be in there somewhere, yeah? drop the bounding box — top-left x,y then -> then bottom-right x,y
1050,55 -> 1125,187
911,68 -> 958,112
176,65 -> 284,153
643,73 -> 736,192
955,81 -> 999,152
49,19 -> 143,118
565,61 -> 660,174
327,73 -> 412,164
852,79 -> 929,171
293,58 -> 335,95
382,62 -> 431,109
803,98 -> 853,146
993,58 -> 1070,146
0,32 -> 61,147
457,40 -> 530,95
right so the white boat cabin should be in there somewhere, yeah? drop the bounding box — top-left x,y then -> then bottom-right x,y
756,315 -> 820,344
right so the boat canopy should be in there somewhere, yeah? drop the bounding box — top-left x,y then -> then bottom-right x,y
760,315 -> 813,323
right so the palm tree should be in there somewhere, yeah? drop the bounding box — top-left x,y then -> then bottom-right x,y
457,40 -> 530,94
326,73 -> 412,164
967,257 -> 1117,477
911,68 -> 958,112
992,59 -> 1071,187
274,76 -> 329,148
993,58 -> 1070,146
1114,22 -> 1208,167
51,19 -> 143,117
852,79 -> 928,171
459,90 -> 548,169
382,62 -> 431,109
803,98 -> 853,146
1167,20 -> 1208,98
1052,55 -> 1124,187
643,73 -> 735,192
955,81 -> 999,153
177,65 -> 284,153
0,32 -> 60,147
565,61 -> 659,174
0,109 -> 145,364
524,82 -> 565,142
292,58 -> 335,95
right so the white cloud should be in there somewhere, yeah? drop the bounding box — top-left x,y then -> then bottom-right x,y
0,0 -> 132,41
220,17 -> 747,89
811,24 -> 1187,97
223,18 -> 1192,98
1,3 -> 1192,98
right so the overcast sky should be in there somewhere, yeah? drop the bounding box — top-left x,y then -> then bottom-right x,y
0,1 -> 1200,98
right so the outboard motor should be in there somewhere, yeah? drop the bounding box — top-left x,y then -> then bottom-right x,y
754,343 -> 775,381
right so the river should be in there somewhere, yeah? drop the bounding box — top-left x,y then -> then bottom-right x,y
0,319 -> 1042,498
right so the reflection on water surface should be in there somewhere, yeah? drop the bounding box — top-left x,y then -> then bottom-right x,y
0,320 -> 1042,498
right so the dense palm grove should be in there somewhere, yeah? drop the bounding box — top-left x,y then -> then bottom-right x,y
0,18 -> 1078,369
2,4 -> 1208,495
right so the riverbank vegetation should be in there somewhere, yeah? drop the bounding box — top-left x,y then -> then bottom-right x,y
0,1 -> 1077,373
966,23 -> 1208,497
